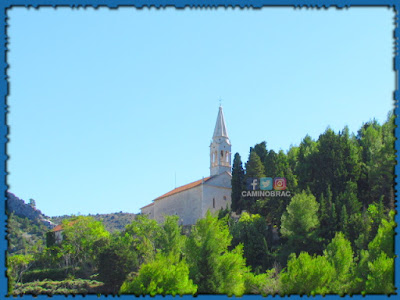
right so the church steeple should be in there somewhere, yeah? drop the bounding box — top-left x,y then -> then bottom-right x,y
213,106 -> 229,139
210,106 -> 231,176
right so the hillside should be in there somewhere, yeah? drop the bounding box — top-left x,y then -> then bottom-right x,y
51,212 -> 136,232
7,213 -> 48,255
6,192 -> 136,255
6,192 -> 55,228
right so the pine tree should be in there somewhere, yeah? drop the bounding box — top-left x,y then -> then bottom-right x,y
296,135 -> 318,192
231,153 -> 245,213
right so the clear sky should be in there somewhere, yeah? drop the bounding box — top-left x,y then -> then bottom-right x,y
6,7 -> 394,217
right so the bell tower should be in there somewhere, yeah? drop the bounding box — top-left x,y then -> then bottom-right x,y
210,106 -> 231,176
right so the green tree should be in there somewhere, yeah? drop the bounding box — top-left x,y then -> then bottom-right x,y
124,215 -> 162,264
367,198 -> 385,240
216,244 -> 248,296
97,233 -> 139,293
264,149 -> 278,178
365,252 -> 394,294
349,211 -> 371,252
245,151 -> 265,179
250,141 -> 268,166
243,268 -> 280,295
231,212 -> 272,272
323,232 -> 354,293
295,135 -> 318,192
60,216 -> 110,273
352,211 -> 395,294
340,205 -> 349,237
357,114 -> 395,209
367,211 -> 395,260
379,113 -> 395,209
280,252 -> 335,295
231,153 -> 245,213
312,127 -> 360,200
281,192 -> 319,241
287,146 -> 299,178
280,191 -> 320,258
7,253 -> 34,285
336,181 -> 362,216
158,215 -> 186,258
185,211 -> 247,295
244,151 -> 265,212
120,253 -> 197,296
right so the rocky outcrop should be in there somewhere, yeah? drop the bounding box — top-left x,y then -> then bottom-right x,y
6,192 -> 56,228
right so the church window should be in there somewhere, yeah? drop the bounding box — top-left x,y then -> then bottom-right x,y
223,196 -> 227,201
213,198 -> 215,208
221,150 -> 224,157
225,151 -> 229,162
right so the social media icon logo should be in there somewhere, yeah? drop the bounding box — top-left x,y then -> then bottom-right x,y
273,177 -> 287,190
260,177 -> 273,190
246,178 -> 259,191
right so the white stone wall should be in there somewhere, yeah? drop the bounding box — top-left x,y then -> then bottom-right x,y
55,231 -> 63,244
141,173 -> 232,225
202,172 -> 232,217
152,185 -> 203,225
141,203 -> 154,218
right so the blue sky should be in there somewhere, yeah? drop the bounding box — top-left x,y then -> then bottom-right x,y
6,7 -> 394,216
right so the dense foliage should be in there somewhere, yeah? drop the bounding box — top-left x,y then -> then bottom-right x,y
7,213 -> 48,255
7,113 -> 396,295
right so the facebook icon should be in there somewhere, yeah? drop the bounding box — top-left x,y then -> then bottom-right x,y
246,178 -> 259,191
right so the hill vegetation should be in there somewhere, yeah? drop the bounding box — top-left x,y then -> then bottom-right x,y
6,112 -> 395,296
51,212 -> 136,233
7,213 -> 48,255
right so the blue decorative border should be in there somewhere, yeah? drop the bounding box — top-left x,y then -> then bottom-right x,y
1,0 -> 398,299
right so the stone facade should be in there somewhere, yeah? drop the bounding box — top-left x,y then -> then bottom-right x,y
140,106 -> 232,225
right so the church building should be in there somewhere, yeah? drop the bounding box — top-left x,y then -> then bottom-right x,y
140,106 -> 232,225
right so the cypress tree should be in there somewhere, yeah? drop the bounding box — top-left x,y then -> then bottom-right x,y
245,151 -> 265,179
264,150 -> 277,178
231,153 -> 245,213
340,205 -> 349,237
244,151 -> 265,213
250,141 -> 268,167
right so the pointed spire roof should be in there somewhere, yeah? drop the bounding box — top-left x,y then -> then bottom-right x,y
213,106 -> 229,138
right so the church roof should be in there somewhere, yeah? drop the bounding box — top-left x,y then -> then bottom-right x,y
141,202 -> 154,209
153,176 -> 212,202
213,106 -> 229,138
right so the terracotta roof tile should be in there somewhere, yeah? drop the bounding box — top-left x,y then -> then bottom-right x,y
52,224 -> 63,232
141,202 -> 154,209
154,176 -> 212,201
52,220 -> 77,232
